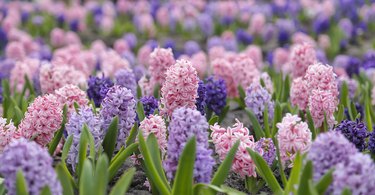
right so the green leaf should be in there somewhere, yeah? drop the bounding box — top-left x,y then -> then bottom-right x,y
350,102 -> 358,121
172,137 -> 196,195
13,106 -> 24,126
323,113 -> 329,132
282,75 -> 290,102
297,161 -> 313,195
137,101 -> 146,122
108,143 -> 139,181
285,153 -> 302,194
306,110 -> 316,140
340,81 -> 349,107
24,75 -> 35,97
315,169 -> 333,194
263,105 -> 271,138
336,104 -> 345,123
79,160 -> 94,195
102,116 -> 119,160
308,179 -> 318,195
138,131 -> 171,194
147,134 -> 170,188
40,186 -> 52,195
109,168 -> 136,195
247,149 -> 283,194
245,109 -> 265,140
365,94 -> 373,130
94,155 -> 109,195
272,102 -> 282,137
237,85 -> 246,108
62,135 -> 73,162
77,130 -> 88,178
218,106 -> 230,123
153,84 -> 160,99
56,164 -> 74,195
126,123 -> 139,146
0,182 -> 6,195
73,102 -> 80,113
193,184 -> 246,195
211,140 -> 240,186
208,115 -> 219,126
82,124 -> 96,161
49,105 -> 68,155
341,188 -> 352,195
16,171 -> 28,195
137,85 -> 142,99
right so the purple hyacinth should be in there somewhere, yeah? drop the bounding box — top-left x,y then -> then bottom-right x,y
255,138 -> 276,166
236,28 -> 253,45
115,69 -> 137,97
338,77 -> 358,99
65,107 -> 103,170
198,13 -> 213,36
87,75 -> 114,107
368,131 -> 375,154
204,76 -> 227,115
140,96 -> 158,116
333,119 -> 369,151
332,153 -> 375,195
0,139 -> 62,195
100,85 -> 136,150
196,80 -> 206,115
184,41 -> 201,56
245,83 -> 274,126
164,108 -> 215,183
362,50 -> 375,70
346,57 -> 361,77
132,65 -> 145,83
307,131 -> 358,181
123,33 -> 137,49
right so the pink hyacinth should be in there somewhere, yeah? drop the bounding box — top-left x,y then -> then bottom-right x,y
249,13 -> 266,35
100,50 -> 130,78
139,114 -> 167,154
54,84 -> 89,114
272,48 -> 289,71
39,63 -> 86,94
290,77 -> 309,110
138,75 -> 156,97
137,45 -> 152,66
277,113 -> 312,167
212,58 -> 238,97
244,45 -> 263,68
258,72 -> 274,94
289,43 -> 317,78
50,28 -> 66,48
210,119 -> 257,178
18,94 -> 63,146
190,51 -> 208,79
149,47 -> 175,85
304,63 -> 339,97
308,90 -> 337,128
160,59 -> 198,116
10,58 -> 40,92
291,32 -> 316,46
208,46 -> 226,61
318,34 -> 330,50
0,118 -> 20,152
5,41 -> 26,60
233,54 -> 260,89
114,39 -> 130,55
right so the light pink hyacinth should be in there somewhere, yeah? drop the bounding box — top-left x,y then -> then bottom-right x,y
208,46 -> 226,61
289,43 -> 317,78
138,75 -> 156,97
0,118 -> 20,152
308,90 -> 337,128
139,114 -> 167,154
10,58 -> 40,92
244,45 -> 263,68
273,48 -> 289,71
100,50 -> 130,78
137,45 -> 152,66
277,113 -> 312,167
210,120 -> 257,178
5,41 -> 26,60
18,94 -> 63,146
39,63 -> 86,94
190,51 -> 208,79
54,85 -> 89,114
212,58 -> 237,97
249,13 -> 266,35
233,55 -> 260,89
50,28 -> 66,48
290,77 -> 309,110
160,59 -> 198,116
304,63 -> 339,97
149,47 -> 176,85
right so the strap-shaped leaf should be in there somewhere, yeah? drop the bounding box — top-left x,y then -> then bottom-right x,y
56,164 -> 74,195
218,105 -> 230,123
82,124 -> 96,161
172,137 -> 196,195
61,135 -> 73,162
40,186 -> 52,195
284,153 -> 302,194
306,109 -> 316,140
208,115 -> 219,126
315,169 -> 333,194
108,143 -> 139,181
77,130 -> 88,179
94,155 -> 109,195
49,105 -> 68,155
79,160 -> 94,195
297,161 -> 313,195
263,105 -> 271,138
336,104 -> 345,123
126,123 -> 138,146
137,101 -> 146,122
102,116 -> 119,160
16,171 -> 28,195
245,108 -> 265,140
147,134 -> 169,188
109,168 -> 136,195
272,101 -> 282,137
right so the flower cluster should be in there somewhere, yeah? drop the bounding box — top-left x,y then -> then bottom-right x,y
290,77 -> 309,110
18,94 -> 63,146
277,113 -> 311,167
140,96 -> 159,117
204,76 -> 227,115
245,83 -> 274,126
210,119 -> 257,178
115,68 -> 137,97
149,47 -> 175,85
87,75 -> 114,107
100,85 -> 136,150
254,138 -> 276,166
212,58 -> 237,97
139,114 -> 167,154
289,43 -> 317,78
333,119 -> 369,151
0,139 -> 62,195
160,59 -> 199,116
232,55 -> 259,89
164,108 -> 214,183
0,118 -> 19,152
54,84 -> 89,114
195,80 -> 206,115
65,107 -> 103,169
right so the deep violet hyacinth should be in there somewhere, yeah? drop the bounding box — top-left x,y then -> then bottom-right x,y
204,76 -> 227,115
196,80 -> 206,115
0,139 -> 62,195
333,119 -> 369,151
164,107 -> 214,183
100,85 -> 136,150
140,96 -> 159,116
368,131 -> 375,154
87,75 -> 114,107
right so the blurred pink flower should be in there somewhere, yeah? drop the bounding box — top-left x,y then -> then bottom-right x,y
190,51 -> 208,79
100,50 -> 130,77
290,77 -> 309,110
289,43 -> 317,78
318,34 -> 330,50
232,54 -> 259,89
50,28 -> 66,48
308,89 -> 337,127
137,45 -> 152,66
208,46 -> 226,61
10,58 -> 40,92
244,45 -> 263,68
272,48 -> 289,71
212,58 -> 238,97
54,84 -> 89,114
0,118 -> 20,152
114,39 -> 130,55
139,114 -> 167,154
249,13 -> 266,35
5,41 -> 26,60
138,75 -> 156,97
149,47 -> 176,85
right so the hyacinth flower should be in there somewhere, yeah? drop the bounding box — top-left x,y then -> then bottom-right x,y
160,59 -> 199,116
204,76 -> 227,116
149,47 -> 175,86
140,96 -> 159,117
254,138 -> 276,166
0,118 -> 20,152
210,119 -> 257,178
65,107 -> 103,170
333,119 -> 369,151
139,114 -> 167,154
54,84 -> 89,114
18,94 -> 63,146
289,43 -> 317,78
87,75 -> 114,107
0,138 -> 62,195
290,77 -> 309,111
277,113 -> 312,167
195,80 -> 206,115
115,68 -> 137,97
164,107 -> 214,183
100,85 -> 136,150
245,83 -> 274,126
